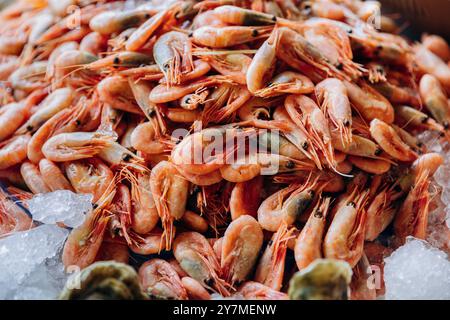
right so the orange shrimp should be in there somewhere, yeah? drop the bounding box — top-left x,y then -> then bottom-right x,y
221,215 -> 264,287
150,161 -> 189,250
294,197 -> 331,270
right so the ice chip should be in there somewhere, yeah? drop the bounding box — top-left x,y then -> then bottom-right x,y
384,238 -> 450,300
0,224 -> 69,299
418,131 -> 443,153
28,190 -> 92,228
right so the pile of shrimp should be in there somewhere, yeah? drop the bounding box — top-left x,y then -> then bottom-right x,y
1,0 -> 450,300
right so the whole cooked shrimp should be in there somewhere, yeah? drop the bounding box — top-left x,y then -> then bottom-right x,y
150,161 -> 189,250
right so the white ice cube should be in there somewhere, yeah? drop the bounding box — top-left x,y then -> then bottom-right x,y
0,225 -> 69,299
384,238 -> 450,300
28,190 -> 92,228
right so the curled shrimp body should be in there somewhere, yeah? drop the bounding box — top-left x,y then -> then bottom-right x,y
149,75 -> 231,104
97,76 -> 143,115
255,71 -> 315,98
347,156 -> 391,175
273,106 -> 322,167
150,161 -> 189,250
38,159 -> 74,192
62,190 -> 114,269
285,94 -> 338,171
0,102 -> 30,142
229,175 -> 263,220
213,5 -> 278,26
130,121 -> 172,155
181,277 -> 211,300
331,132 -> 382,159
369,119 -> 418,162
365,183 -> 400,241
419,74 -> 450,128
181,210 -> 209,234
323,189 -> 368,268
79,32 -> 108,56
153,31 -> 194,86
316,78 -> 352,147
173,232 -> 231,296
0,135 -> 30,170
344,80 -> 394,124
89,10 -> 152,35
412,152 -> 443,177
202,83 -> 252,125
193,25 -> 272,48
125,5 -> 178,52
294,197 -> 331,270
237,281 -> 288,300
64,158 -> 114,203
221,215 -> 264,286
394,105 -> 446,135
257,182 -> 316,232
275,27 -> 348,81
394,166 -> 431,243
414,45 -> 450,92
127,170 -> 159,235
20,161 -> 51,194
220,152 -> 315,183
139,259 -> 188,300
246,30 -> 278,93
16,87 -> 74,134
421,34 -> 450,62
0,193 -> 33,236
199,51 -> 250,85
9,61 -> 47,92
255,223 -> 295,290
42,132 -> 113,162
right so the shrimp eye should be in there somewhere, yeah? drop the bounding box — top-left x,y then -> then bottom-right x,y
302,141 -> 308,150
124,35 -> 129,41
285,160 -> 295,169
374,148 -> 382,156
348,201 -> 356,208
267,240 -> 273,246
417,142 -> 423,148
252,29 -> 259,37
163,63 -> 170,70
188,31 -> 193,37
271,16 -> 277,21
113,56 -> 120,65
444,122 -> 449,130
26,125 -> 33,131
144,13 -> 151,19
343,119 -> 351,127
347,29 -> 353,34
123,154 -> 132,162
336,63 -> 344,70
314,210 -> 323,218
92,203 -> 98,209
148,109 -> 156,117
75,120 -> 81,126
308,190 -> 315,197
421,116 -> 428,123
204,278 -> 214,287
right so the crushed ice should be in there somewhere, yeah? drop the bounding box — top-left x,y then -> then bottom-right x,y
384,238 -> 450,300
28,190 -> 92,228
0,225 -> 69,299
